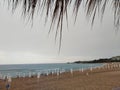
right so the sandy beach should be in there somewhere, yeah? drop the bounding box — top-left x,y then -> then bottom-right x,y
0,63 -> 120,90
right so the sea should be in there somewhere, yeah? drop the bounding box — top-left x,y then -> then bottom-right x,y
0,63 -> 103,78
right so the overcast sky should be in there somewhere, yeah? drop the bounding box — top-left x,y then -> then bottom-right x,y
0,2 -> 120,64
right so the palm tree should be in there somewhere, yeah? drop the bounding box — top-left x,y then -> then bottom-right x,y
4,0 -> 120,50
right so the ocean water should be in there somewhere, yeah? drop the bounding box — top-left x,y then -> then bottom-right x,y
0,63 -> 103,78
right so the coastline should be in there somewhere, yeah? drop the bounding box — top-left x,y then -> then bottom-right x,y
0,63 -> 120,90
0,63 -> 103,78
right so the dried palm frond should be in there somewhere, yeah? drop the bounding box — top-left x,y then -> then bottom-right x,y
113,0 -> 120,30
4,0 -> 120,50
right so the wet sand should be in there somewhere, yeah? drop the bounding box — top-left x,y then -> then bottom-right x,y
0,63 -> 120,90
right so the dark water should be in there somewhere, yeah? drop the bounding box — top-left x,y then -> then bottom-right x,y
0,63 -> 103,78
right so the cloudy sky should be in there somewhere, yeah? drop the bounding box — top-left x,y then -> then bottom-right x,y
0,1 -> 120,64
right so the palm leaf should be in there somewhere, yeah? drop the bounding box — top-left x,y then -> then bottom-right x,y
4,0 -> 120,49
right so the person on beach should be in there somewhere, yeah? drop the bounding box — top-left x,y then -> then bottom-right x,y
5,76 -> 12,90
6,83 -> 10,90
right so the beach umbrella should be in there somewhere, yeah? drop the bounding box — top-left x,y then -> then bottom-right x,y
37,72 -> 41,79
0,73 -> 2,79
52,70 -> 54,75
8,76 -> 12,83
46,71 -> 49,76
79,68 -> 81,72
6,74 -> 11,80
114,64 -> 116,68
70,69 -> 73,75
55,68 -> 60,75
107,65 -> 110,69
56,70 -> 60,79
56,71 -> 59,80
57,71 -> 59,76
1,75 -> 4,80
117,64 -> 119,68
29,72 -> 32,78
60,69 -> 65,74
54,69 -> 57,74
22,73 -> 26,78
90,67 -> 93,71
3,75 -> 6,80
59,69 -> 62,74
82,68 -> 84,72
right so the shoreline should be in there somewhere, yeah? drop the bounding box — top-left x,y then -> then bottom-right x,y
0,63 -> 120,90
0,63 -> 103,78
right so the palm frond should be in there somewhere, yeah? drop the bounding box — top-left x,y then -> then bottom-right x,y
113,0 -> 120,30
5,0 -> 120,29
4,0 -> 120,49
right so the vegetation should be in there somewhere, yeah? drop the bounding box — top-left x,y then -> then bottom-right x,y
74,56 -> 120,63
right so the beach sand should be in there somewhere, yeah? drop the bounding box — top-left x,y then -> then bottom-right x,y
1,63 -> 120,90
